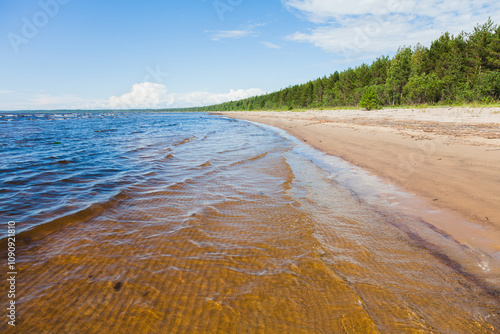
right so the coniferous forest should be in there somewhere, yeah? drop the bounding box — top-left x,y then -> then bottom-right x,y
177,20 -> 500,111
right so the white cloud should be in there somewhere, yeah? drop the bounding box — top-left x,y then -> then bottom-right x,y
106,83 -> 266,109
108,82 -> 167,109
166,88 -> 266,108
261,41 -> 282,49
0,90 -> 14,94
0,84 -> 265,111
206,22 -> 266,41
283,0 -> 496,21
108,82 -> 265,109
283,0 -> 500,58
287,14 -> 441,58
209,29 -> 254,41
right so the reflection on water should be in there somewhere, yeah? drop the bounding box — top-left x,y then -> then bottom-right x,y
1,112 -> 499,333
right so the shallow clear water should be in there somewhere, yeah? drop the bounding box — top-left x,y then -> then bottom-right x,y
1,112 -> 499,333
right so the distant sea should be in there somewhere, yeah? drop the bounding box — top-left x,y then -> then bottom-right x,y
1,112 -> 499,332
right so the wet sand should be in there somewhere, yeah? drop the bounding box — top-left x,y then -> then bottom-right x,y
219,108 -> 500,261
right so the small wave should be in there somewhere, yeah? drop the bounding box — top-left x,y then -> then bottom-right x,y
164,123 -> 181,127
0,188 -> 133,246
127,146 -> 150,154
173,136 -> 197,146
200,131 -> 217,141
49,159 -> 75,165
161,147 -> 173,153
228,151 -> 270,168
247,152 -> 268,161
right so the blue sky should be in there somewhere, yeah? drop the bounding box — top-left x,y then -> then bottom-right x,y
0,0 -> 498,110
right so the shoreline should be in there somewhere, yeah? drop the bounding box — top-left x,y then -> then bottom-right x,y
217,108 -> 500,263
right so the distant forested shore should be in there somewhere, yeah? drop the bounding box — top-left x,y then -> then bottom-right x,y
175,19 -> 500,111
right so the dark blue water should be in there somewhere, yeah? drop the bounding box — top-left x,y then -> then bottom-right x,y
0,112 -> 284,237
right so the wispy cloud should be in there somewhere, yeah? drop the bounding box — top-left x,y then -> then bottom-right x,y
208,29 -> 255,41
283,0 -> 500,59
0,90 -> 14,94
31,93 -> 86,107
261,41 -> 282,49
0,92 -> 100,111
206,22 -> 266,41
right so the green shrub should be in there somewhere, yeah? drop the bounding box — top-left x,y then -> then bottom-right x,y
404,73 -> 442,104
474,72 -> 500,101
359,87 -> 381,110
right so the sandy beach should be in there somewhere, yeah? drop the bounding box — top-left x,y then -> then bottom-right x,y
220,108 -> 500,259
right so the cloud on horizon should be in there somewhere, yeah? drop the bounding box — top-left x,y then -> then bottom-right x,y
109,83 -> 167,109
0,84 -> 265,110
283,0 -> 500,59
108,83 -> 266,109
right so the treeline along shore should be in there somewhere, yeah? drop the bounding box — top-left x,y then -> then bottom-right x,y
172,20 -> 500,112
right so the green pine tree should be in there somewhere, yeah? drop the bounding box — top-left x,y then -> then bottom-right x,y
359,87 -> 381,110
385,47 -> 412,105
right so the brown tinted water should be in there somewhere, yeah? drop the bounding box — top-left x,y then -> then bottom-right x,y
1,113 -> 499,333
